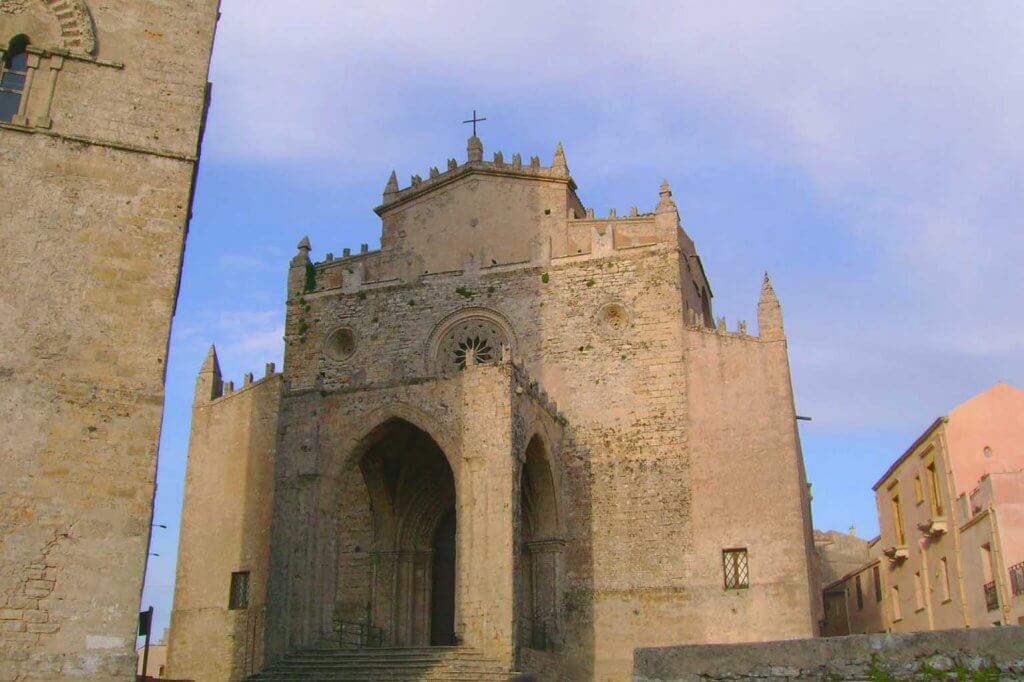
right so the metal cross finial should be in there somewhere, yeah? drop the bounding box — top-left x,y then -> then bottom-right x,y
462,109 -> 487,137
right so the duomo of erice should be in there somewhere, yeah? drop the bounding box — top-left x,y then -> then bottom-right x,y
166,134 -> 821,681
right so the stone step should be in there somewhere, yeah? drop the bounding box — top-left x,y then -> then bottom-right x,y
248,646 -> 526,682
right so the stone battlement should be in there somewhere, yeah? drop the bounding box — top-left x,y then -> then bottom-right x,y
376,137 -> 574,213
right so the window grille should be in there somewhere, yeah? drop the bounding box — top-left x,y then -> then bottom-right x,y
228,571 -> 250,610
984,580 -> 998,612
722,549 -> 749,589
1010,562 -> 1024,597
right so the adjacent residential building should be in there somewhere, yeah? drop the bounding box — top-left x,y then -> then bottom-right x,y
822,536 -> 885,636
823,383 -> 1024,636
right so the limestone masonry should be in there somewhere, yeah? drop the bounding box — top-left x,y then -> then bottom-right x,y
0,1 -> 219,679
168,134 -> 821,681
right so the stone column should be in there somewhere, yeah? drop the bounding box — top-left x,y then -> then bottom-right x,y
455,365 -> 517,665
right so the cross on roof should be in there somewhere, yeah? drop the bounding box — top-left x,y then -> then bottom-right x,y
462,109 -> 487,137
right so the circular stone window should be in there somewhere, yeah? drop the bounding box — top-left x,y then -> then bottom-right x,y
596,302 -> 630,332
324,327 -> 357,362
428,308 -> 516,374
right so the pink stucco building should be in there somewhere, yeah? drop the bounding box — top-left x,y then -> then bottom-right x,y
824,383 -> 1024,635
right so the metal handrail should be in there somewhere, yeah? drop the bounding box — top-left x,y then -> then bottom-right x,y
337,619 -> 385,648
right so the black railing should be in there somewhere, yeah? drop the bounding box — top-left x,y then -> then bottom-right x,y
1009,562 -> 1024,597
984,581 -> 999,612
337,619 -> 385,648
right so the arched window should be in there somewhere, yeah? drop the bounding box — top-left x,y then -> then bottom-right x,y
0,35 -> 30,123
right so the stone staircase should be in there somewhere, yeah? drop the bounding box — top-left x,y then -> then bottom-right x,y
247,646 -> 529,681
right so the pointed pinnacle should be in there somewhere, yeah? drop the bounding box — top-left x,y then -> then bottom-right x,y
660,179 -> 672,196
297,235 -> 311,251
384,170 -> 399,195
760,271 -> 778,302
200,344 -> 221,375
552,141 -> 568,173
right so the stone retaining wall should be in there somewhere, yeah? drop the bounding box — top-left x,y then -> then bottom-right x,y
633,627 -> 1024,680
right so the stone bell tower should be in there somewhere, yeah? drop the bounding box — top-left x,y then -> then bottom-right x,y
0,1 -> 220,678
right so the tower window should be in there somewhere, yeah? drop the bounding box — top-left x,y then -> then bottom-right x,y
0,36 -> 30,123
228,571 -> 250,610
722,548 -> 749,589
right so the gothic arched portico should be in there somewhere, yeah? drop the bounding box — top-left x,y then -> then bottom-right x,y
517,433 -> 564,653
342,417 -> 458,646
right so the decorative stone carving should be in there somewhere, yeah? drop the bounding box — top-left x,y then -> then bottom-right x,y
426,306 -> 517,374
596,301 -> 630,332
0,0 -> 31,14
324,327 -> 357,362
38,0 -> 97,54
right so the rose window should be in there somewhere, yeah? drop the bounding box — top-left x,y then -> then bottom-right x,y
434,316 -> 510,373
454,335 -> 494,369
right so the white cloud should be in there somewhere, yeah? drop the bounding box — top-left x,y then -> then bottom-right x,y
203,0 -> 1024,432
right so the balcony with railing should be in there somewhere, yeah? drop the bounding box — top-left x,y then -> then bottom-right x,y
984,581 -> 999,612
1010,562 -> 1024,597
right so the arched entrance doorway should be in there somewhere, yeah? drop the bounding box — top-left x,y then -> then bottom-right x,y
518,435 -> 561,652
354,418 -> 457,646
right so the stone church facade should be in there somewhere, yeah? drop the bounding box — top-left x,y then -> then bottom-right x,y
0,1 -> 219,679
168,135 -> 821,681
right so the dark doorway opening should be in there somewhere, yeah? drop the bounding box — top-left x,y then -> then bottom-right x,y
430,508 -> 457,645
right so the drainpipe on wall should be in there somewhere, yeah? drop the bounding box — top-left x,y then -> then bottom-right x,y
937,423 -> 971,628
987,506 -> 1012,625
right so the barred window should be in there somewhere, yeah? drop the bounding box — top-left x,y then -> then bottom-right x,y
228,571 -> 250,610
722,548 -> 749,589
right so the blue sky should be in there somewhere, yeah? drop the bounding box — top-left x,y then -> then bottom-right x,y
139,1 -> 1024,642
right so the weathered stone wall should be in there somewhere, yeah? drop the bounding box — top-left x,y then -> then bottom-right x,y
261,364 -> 562,669
170,142 -> 816,681
633,627 -> 1024,681
0,1 -> 219,678
166,369 -> 281,682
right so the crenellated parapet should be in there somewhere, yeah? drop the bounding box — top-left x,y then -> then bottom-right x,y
290,178 -> 697,298
375,137 -> 576,215
683,272 -> 787,342
194,345 -> 280,405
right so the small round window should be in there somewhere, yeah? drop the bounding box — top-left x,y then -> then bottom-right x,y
983,446 -> 993,458
596,302 -> 630,332
324,327 -> 356,362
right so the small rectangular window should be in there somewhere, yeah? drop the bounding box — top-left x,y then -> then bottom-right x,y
855,574 -> 864,610
939,557 -> 951,602
228,571 -> 250,610
722,548 -> 749,589
873,565 -> 882,602
914,475 -> 924,504
891,584 -> 902,621
891,494 -> 905,545
926,463 -> 943,516
913,571 -> 924,610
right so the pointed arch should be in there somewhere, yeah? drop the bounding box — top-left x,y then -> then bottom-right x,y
39,0 -> 96,54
